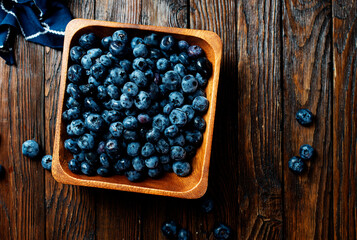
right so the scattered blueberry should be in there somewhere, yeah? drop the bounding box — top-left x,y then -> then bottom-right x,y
22,140 -> 40,158
161,220 -> 178,238
299,144 -> 315,160
288,156 -> 306,174
41,155 -> 52,171
178,228 -> 191,240
296,109 -> 313,126
213,223 -> 232,240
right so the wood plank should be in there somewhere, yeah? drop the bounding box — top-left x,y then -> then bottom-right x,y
282,0 -> 333,239
0,39 -> 45,238
332,1 -> 357,239
44,1 -> 96,239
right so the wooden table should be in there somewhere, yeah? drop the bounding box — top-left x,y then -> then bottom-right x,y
0,0 -> 355,239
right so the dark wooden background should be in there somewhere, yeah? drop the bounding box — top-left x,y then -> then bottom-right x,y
0,0 -> 356,239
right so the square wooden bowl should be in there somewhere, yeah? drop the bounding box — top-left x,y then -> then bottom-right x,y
52,19 -> 222,199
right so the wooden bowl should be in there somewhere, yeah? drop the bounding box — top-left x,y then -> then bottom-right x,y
52,19 -> 222,199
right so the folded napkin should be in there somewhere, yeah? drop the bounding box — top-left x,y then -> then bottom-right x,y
0,0 -> 72,65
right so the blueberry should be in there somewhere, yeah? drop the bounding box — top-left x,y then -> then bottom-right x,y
170,146 -> 186,161
178,228 -> 191,240
99,153 -> 111,168
97,167 -> 110,177
125,170 -> 144,182
161,220 -> 178,238
187,45 -> 203,59
112,30 -> 128,43
195,72 -> 207,87
180,105 -> 195,122
109,121 -> 124,138
133,57 -> 147,71
78,133 -> 95,151
119,59 -> 132,72
164,125 -> 179,138
109,99 -> 123,111
299,144 -> 315,160
181,75 -> 198,93
147,165 -> 163,178
196,57 -> 212,78
144,127 -> 160,143
70,119 -> 85,135
123,116 -> 138,129
123,130 -> 139,142
99,54 -> 112,67
96,85 -> 108,101
66,124 -> 75,136
213,224 -> 232,240
174,63 -> 186,77
79,33 -> 97,49
114,158 -> 131,174
132,156 -> 146,172
90,62 -> 106,80
109,40 -> 126,56
84,97 -> 101,112
168,134 -> 185,147
66,83 -> 81,99
64,139 -> 80,154
109,67 -> 127,86
68,159 -> 81,173
133,91 -> 151,110
70,46 -> 85,63
62,107 -> 81,122
160,35 -> 175,52
127,142 -> 141,157
186,88 -> 206,102
130,70 -> 148,87
87,48 -> 103,59
107,84 -> 120,99
105,139 -> 120,155
137,113 -> 151,124
156,58 -> 170,72
200,196 -> 214,213
81,54 -> 93,69
288,156 -> 306,174
120,93 -> 134,109
132,44 -> 148,58
84,113 -> 103,132
150,48 -> 162,59
296,109 -> 313,126
185,130 -> 203,146
101,36 -> 113,49
169,109 -> 187,127
41,155 -> 52,171
79,83 -> 95,96
144,33 -> 159,47
178,40 -> 189,51
178,52 -> 189,66
88,76 -> 100,87
163,103 -> 174,115
160,155 -> 170,164
122,82 -> 139,97
155,138 -> 170,154
169,53 -> 179,64
152,114 -> 170,132
84,152 -> 98,166
141,142 -> 155,157
169,91 -> 185,107
81,161 -> 95,175
66,97 -> 80,109
192,96 -> 209,112
162,70 -> 181,91
131,37 -> 144,49
193,116 -> 206,132
68,64 -> 84,84
145,156 -> 159,169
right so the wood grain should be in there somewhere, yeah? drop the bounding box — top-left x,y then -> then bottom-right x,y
44,1 -> 96,239
282,0 -> 333,239
0,38 -> 46,239
332,0 -> 357,239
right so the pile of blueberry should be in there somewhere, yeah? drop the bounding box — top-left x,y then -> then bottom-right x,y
63,30 -> 212,181
288,109 -> 315,174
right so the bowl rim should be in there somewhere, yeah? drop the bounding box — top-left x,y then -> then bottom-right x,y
52,18 -> 222,199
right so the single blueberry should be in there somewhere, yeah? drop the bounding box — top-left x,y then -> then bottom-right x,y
122,82 -> 139,97
133,57 -> 147,71
162,70 -> 181,91
181,75 -> 198,93
185,145 -> 197,158
193,116 -> 206,132
178,52 -> 189,66
170,146 -> 186,161
131,37 -> 144,49
296,109 -> 313,126
156,58 -> 170,72
109,40 -> 126,56
164,125 -> 179,138
109,122 -> 124,138
88,76 -> 101,87
70,119 -> 86,136
155,138 -> 170,154
79,33 -> 98,50
87,48 -> 103,59
67,64 -> 84,84
105,139 -> 120,155
112,30 -> 128,43
127,142 -> 141,157
84,97 -> 101,112
150,48 -> 162,59
147,102 -> 160,116
97,167 -> 110,177
299,144 -> 315,160
96,141 -> 106,155
68,159 -> 81,173
78,133 -> 95,151
200,196 -> 214,213
70,46 -> 85,63
123,116 -> 138,129
101,36 -> 113,49
66,124 -> 75,136
99,54 -> 112,67
144,33 -> 159,47
213,224 -> 232,240
148,82 -> 160,100
146,128 -> 161,143
168,134 -> 185,147
141,142 -> 155,157
178,228 -> 191,240
163,103 -> 174,115
62,107 -> 81,122
96,85 -> 108,101
99,153 -> 111,168
81,161 -> 96,176
130,70 -> 148,87
145,155 -> 159,169
187,45 -> 203,58
114,158 -> 131,174
84,152 -> 99,166
109,67 -> 128,86
90,62 -> 106,80
169,109 -> 187,127
64,139 -> 81,154
41,155 -> 52,171
109,99 -> 123,111
120,93 -> 134,109
125,170 -> 144,182
74,152 -> 86,162
174,63 -> 187,77
192,96 -> 209,112
137,113 -> 151,124
66,83 -> 81,99
180,105 -> 195,122
84,113 -> 103,132
161,220 -> 178,238
195,72 -> 207,87
288,156 -> 306,174
125,108 -> 137,117
134,91 -> 151,110
119,59 -> 132,72
185,130 -> 203,146
169,53 -> 179,64
66,97 -> 81,109
178,40 -> 189,51
169,91 -> 185,107
162,163 -> 172,172
79,83 -> 95,96
132,156 -> 146,172
133,44 -> 149,58
196,57 -> 212,78
81,54 -> 93,69
107,84 -> 120,99
160,35 -> 175,52
152,114 -> 170,132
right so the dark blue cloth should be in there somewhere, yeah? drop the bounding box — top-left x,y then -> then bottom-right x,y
0,0 -> 72,65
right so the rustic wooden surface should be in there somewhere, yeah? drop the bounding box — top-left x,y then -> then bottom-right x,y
0,0 -> 356,239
